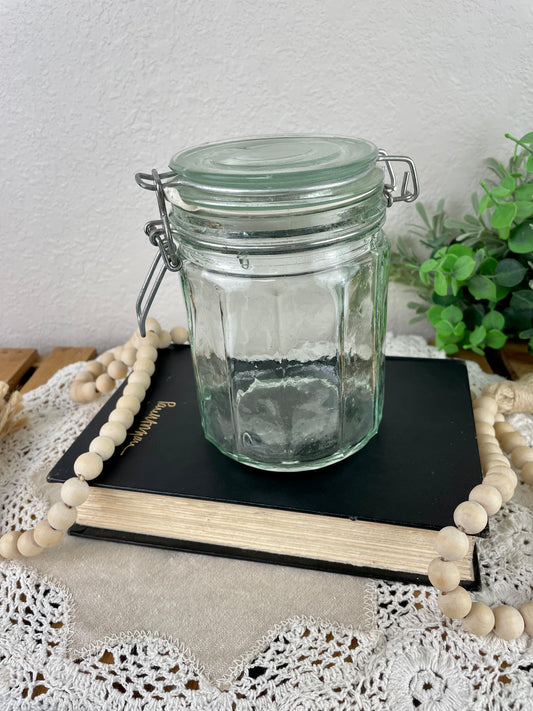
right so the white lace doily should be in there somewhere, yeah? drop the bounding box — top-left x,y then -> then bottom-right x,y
1,334 -> 532,710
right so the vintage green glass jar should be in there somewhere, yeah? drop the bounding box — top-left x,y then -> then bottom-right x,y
136,136 -> 418,472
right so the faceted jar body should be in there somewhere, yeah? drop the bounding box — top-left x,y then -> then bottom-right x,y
173,202 -> 390,472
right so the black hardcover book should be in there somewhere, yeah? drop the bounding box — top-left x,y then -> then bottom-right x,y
48,347 -> 482,587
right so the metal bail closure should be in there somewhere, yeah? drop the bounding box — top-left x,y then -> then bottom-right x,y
134,169 -> 182,337
377,150 -> 419,207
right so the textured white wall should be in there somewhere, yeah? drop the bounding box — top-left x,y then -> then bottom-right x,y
1,0 -> 532,351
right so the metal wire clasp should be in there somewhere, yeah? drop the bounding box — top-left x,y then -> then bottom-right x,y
134,170 -> 182,337
377,151 -> 419,207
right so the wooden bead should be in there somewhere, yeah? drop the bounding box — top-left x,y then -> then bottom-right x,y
453,501 -> 488,534
89,435 -> 115,461
137,345 -> 158,362
474,409 -> 495,425
85,360 -> 104,377
0,530 -> 21,558
128,371 -> 151,389
116,395 -> 141,415
113,345 -> 124,361
521,461 -> 533,486
469,484 -> 502,516
48,502 -> 77,531
494,413 -> 505,422
99,351 -> 114,368
123,383 -> 146,400
171,326 -> 189,344
82,382 -> 100,402
69,382 -> 87,403
435,526 -> 469,561
511,446 -> 533,470
485,464 -> 517,488
474,396 -> 498,416
479,445 -> 502,460
120,347 -> 137,367
481,455 -> 508,473
493,605 -> 525,640
519,602 -> 533,636
74,370 -> 95,383
107,360 -> 128,380
462,601 -> 495,635
494,421 -> 514,438
158,330 -> 172,348
500,432 -> 527,453
477,435 -> 499,446
95,373 -> 116,393
109,407 -> 134,429
438,587 -> 472,619
145,317 -> 162,335
61,476 -> 90,506
34,520 -> 63,547
17,530 -> 43,557
475,422 -> 495,437
74,452 -> 103,481
133,358 -> 155,376
137,332 -> 160,349
483,472 -> 515,503
428,557 -> 461,591
99,421 -> 127,445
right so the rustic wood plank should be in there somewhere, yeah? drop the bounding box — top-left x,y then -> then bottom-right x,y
500,341 -> 533,381
0,348 -> 39,389
20,347 -> 97,393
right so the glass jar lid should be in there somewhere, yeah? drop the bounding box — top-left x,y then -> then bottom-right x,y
166,135 -> 383,213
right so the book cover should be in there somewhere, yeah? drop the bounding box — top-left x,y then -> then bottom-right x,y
48,347 -> 482,586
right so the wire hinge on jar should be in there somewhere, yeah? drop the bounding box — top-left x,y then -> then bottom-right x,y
134,169 -> 182,337
377,151 -> 419,207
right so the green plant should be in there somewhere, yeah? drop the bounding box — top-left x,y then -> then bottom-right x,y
390,132 -> 533,355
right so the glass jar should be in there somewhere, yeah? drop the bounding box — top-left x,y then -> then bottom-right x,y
136,136 -> 418,472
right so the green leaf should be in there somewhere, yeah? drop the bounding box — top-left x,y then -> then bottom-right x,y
440,254 -> 458,273
502,174 -> 516,192
454,321 -> 466,337
441,305 -> 463,325
452,255 -> 476,280
427,305 -> 444,326
491,186 -> 512,199
471,345 -> 485,355
480,257 -> 498,275
498,226 -> 511,240
416,202 -> 430,226
482,310 -> 505,331
447,244 -> 473,258
510,290 -> 533,310
436,320 -> 454,337
527,155 -> 533,173
494,258 -> 527,287
419,271 -> 430,285
494,284 -> 510,302
491,202 -> 517,229
509,222 -> 533,253
520,132 -> 533,144
468,275 -> 497,301
515,184 -> 533,201
470,325 -> 487,346
443,343 -> 459,355
485,329 -> 507,349
519,328 -> 533,338
515,201 -> 533,219
420,259 -> 438,273
434,271 -> 449,296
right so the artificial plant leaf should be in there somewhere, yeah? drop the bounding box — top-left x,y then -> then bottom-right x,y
420,258 -> 438,272
502,174 -> 516,192
509,222 -> 533,253
520,132 -> 533,144
443,343 -> 459,354
515,202 -> 533,219
436,320 -> 454,337
519,328 -> 533,338
441,305 -> 463,325
468,275 -> 497,301
482,310 -> 505,331
470,325 -> 487,346
447,244 -> 473,258
527,155 -> 533,173
515,183 -> 533,201
510,290 -> 533,310
416,202 -> 430,226
491,186 -> 512,199
452,255 -> 476,281
485,329 -> 507,349
440,254 -> 458,273
491,202 -> 517,229
494,258 -> 527,287
434,271 -> 449,296
494,285 -> 510,302
480,257 -> 498,275
427,305 -> 444,326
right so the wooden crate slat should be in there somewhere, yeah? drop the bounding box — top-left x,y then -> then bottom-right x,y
500,341 -> 533,381
20,347 -> 97,394
0,348 -> 39,389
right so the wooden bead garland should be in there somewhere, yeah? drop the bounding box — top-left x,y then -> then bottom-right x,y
0,319 -> 190,566
431,390 -> 533,640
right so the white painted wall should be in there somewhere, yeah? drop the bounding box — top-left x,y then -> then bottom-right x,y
1,0 -> 532,352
